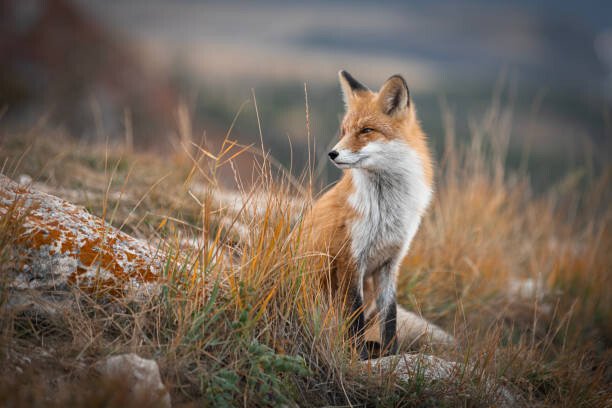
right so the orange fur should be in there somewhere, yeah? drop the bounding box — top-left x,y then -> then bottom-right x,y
337,87 -> 433,186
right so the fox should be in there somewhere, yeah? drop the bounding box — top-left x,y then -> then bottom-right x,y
304,70 -> 452,358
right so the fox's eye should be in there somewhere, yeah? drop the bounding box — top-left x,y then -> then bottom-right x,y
360,127 -> 374,134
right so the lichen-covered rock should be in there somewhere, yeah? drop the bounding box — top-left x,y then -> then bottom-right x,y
1,174 -> 163,294
98,353 -> 171,408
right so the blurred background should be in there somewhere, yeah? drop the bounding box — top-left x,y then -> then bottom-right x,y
1,0 -> 611,190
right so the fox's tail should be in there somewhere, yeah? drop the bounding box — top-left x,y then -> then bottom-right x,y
364,305 -> 455,349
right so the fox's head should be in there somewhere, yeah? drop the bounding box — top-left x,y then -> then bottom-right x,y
329,71 -> 431,182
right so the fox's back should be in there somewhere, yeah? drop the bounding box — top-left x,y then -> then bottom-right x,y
303,175 -> 356,289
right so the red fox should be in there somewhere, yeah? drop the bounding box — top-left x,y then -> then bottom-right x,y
304,71 -> 451,357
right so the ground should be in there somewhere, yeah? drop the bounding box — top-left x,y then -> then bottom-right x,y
0,113 -> 610,406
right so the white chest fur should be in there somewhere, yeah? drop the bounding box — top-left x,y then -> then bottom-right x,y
347,141 -> 432,275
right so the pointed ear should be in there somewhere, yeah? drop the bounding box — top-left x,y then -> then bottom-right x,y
378,74 -> 410,116
338,70 -> 369,108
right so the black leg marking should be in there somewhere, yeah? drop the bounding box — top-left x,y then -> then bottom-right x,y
382,303 -> 398,356
374,260 -> 398,356
349,288 -> 368,359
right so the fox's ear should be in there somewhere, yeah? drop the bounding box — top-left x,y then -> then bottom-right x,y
338,70 -> 369,108
378,74 -> 410,116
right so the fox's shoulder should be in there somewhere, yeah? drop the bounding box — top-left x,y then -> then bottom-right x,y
302,174 -> 357,246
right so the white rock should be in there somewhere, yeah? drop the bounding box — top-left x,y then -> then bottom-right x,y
363,353 -> 517,407
364,353 -> 458,382
98,353 -> 171,408
18,174 -> 32,185
508,277 -> 545,301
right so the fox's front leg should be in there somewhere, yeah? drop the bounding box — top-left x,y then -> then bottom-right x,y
376,261 -> 398,355
347,276 -> 368,360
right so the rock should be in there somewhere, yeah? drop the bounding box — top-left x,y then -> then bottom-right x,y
364,353 -> 458,382
98,353 -> 171,408
0,174 -> 164,294
17,174 -> 32,185
363,353 -> 518,407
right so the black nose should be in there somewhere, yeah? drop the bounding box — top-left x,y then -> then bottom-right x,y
328,150 -> 339,160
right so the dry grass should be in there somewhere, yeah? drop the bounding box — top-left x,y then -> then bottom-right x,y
0,97 -> 610,407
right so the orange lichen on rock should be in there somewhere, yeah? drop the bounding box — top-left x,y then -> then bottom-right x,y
1,175 -> 164,293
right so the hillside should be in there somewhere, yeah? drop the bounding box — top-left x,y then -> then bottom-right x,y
0,0 -> 181,148
0,104 -> 609,406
